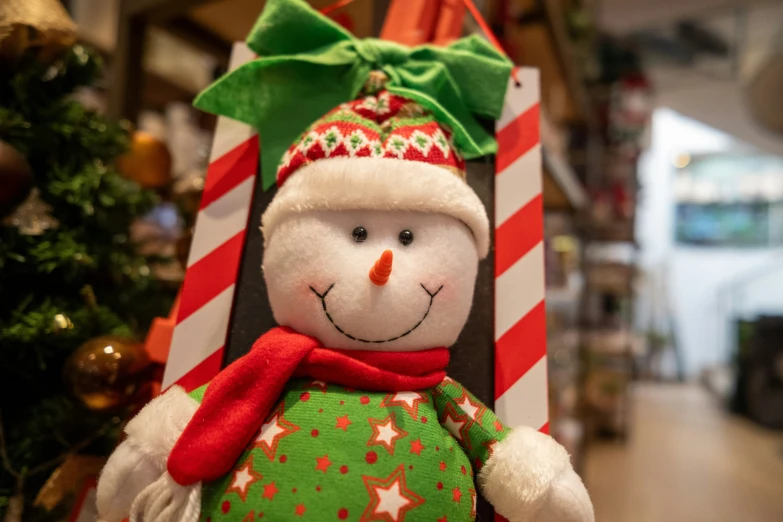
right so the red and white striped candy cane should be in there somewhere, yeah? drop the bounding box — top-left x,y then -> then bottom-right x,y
161,43 -> 258,391
494,71 -> 549,434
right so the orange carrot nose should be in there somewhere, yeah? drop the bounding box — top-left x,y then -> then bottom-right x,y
369,250 -> 393,286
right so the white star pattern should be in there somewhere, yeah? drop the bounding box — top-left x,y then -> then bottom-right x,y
373,477 -> 413,521
231,466 -> 254,493
256,416 -> 286,447
380,391 -> 429,419
442,411 -> 468,441
390,392 -> 420,409
376,420 -> 401,446
225,457 -> 261,502
368,415 -> 407,455
391,392 -> 424,410
362,465 -> 423,521
455,393 -> 482,421
252,404 -> 299,461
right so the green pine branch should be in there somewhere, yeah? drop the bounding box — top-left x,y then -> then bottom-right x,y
0,44 -> 176,518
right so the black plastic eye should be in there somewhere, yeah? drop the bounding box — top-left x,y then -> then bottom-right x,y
399,229 -> 414,246
352,226 -> 368,242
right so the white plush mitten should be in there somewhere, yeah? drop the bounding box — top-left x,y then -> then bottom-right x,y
96,438 -> 162,522
96,386 -> 199,522
479,426 -> 594,522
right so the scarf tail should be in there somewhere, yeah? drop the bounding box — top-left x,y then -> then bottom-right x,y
167,328 -> 318,485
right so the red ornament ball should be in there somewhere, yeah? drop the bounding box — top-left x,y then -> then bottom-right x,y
0,140 -> 33,219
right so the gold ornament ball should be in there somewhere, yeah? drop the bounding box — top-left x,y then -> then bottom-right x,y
117,131 -> 173,189
64,336 -> 151,412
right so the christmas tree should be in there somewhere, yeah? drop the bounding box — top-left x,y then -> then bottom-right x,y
0,3 -> 173,519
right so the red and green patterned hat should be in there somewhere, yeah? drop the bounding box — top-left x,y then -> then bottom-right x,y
262,74 -> 490,258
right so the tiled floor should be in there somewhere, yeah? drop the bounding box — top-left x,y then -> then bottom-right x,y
585,383 -> 783,522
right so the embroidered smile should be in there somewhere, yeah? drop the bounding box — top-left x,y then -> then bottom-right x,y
309,283 -> 443,343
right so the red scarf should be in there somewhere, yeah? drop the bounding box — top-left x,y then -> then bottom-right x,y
167,326 -> 449,485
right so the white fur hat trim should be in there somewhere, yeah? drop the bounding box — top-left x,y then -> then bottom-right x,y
261,157 -> 490,259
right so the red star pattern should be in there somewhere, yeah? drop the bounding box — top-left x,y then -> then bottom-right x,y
367,414 -> 408,455
379,391 -> 429,420
304,380 -> 328,393
336,415 -> 352,431
494,419 -> 504,432
452,487 -> 462,503
242,511 -> 255,521
409,438 -> 424,456
262,482 -> 279,500
439,461 -> 446,471
483,439 -> 498,459
360,464 -> 424,522
315,455 -> 333,473
454,391 -> 485,423
225,455 -> 262,502
253,403 -> 300,461
437,517 -> 448,522
295,504 -> 306,516
469,488 -> 477,517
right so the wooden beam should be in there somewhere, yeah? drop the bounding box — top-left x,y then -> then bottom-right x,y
542,0 -> 596,127
162,16 -> 232,67
109,2 -> 146,122
123,0 -> 217,21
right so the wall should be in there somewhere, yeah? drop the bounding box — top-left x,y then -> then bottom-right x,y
636,109 -> 783,378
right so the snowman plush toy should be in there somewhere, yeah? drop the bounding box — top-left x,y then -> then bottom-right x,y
96,2 -> 593,521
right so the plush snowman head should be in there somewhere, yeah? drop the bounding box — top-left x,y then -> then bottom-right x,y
260,91 -> 490,352
263,208 -> 478,351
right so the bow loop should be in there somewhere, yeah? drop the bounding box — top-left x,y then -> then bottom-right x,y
194,0 -> 512,189
354,38 -> 410,68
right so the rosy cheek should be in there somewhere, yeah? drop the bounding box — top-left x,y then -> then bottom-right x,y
424,279 -> 451,298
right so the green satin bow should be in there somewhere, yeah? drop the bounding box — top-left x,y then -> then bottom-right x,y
194,0 -> 513,190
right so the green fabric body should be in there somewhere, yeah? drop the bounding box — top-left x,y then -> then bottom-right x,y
189,378 -> 510,521
193,0 -> 513,189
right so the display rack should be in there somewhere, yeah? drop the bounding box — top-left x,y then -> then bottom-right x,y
575,68 -> 650,449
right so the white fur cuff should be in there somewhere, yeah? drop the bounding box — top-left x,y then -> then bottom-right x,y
124,386 -> 200,470
261,157 -> 491,259
478,426 -> 571,521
